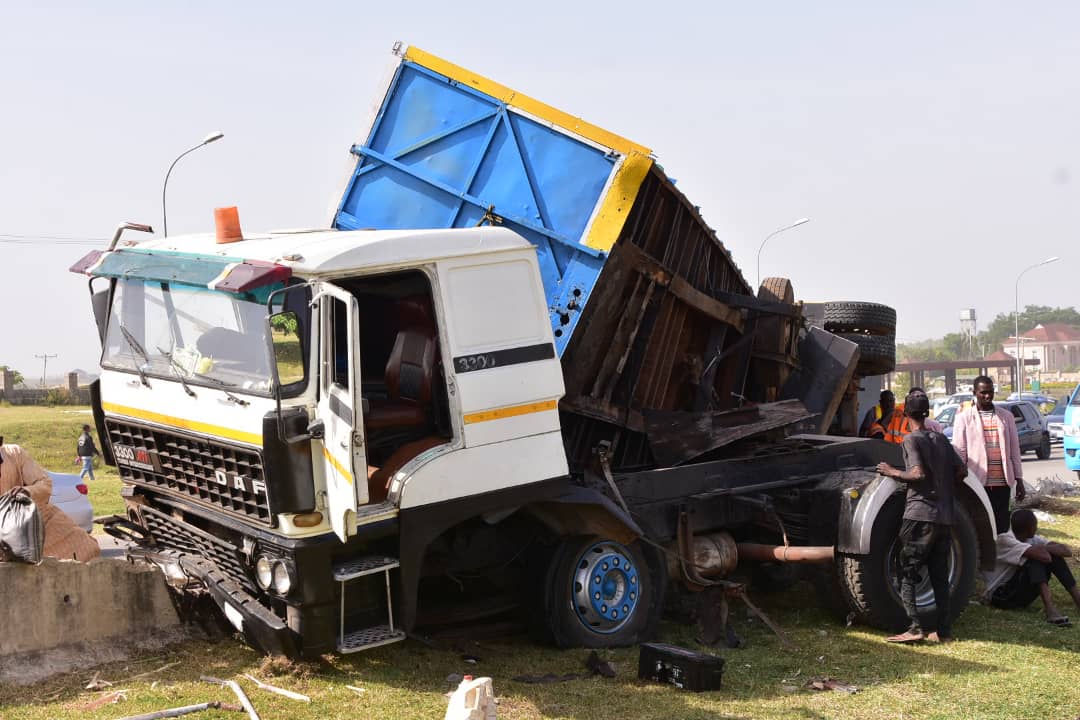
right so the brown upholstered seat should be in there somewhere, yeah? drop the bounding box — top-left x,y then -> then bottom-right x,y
365,296 -> 437,430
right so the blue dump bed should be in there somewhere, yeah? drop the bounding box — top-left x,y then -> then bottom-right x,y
335,44 -> 657,355
335,44 -> 790,472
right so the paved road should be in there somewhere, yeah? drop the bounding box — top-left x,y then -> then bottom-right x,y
1018,443 -> 1076,485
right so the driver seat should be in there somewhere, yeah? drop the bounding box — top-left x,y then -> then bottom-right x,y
364,296 -> 437,430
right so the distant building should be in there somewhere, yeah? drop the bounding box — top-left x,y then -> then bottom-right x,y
984,349 -> 1015,386
1003,323 -> 1080,373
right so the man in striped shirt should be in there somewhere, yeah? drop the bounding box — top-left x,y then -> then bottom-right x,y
952,376 -> 1026,533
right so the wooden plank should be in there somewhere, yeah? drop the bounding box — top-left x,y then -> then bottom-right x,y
644,399 -> 813,466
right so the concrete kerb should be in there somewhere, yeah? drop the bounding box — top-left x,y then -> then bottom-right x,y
0,556 -> 189,686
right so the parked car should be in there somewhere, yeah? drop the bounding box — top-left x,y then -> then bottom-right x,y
1006,392 -> 1058,415
48,471 -> 93,533
935,404 -> 960,439
1045,401 -> 1067,443
998,400 -> 1052,460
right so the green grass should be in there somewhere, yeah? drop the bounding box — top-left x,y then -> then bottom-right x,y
3,406 -> 1080,718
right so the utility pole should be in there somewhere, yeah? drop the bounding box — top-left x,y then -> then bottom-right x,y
35,353 -> 57,388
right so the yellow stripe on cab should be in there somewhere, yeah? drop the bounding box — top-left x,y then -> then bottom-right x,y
463,399 -> 558,425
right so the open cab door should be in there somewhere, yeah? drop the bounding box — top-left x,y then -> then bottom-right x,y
314,282 -> 368,541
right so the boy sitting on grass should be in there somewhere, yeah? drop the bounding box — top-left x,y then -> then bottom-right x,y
984,508 -> 1080,626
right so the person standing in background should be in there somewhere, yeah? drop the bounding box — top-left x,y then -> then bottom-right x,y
76,424 -> 100,481
951,376 -> 1025,533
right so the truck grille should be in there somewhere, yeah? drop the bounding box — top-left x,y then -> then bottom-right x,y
141,505 -> 256,593
106,419 -> 272,525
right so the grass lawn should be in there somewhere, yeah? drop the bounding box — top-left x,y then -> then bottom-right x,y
2,406 -> 1080,718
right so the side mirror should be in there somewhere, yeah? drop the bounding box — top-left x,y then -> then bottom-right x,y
270,311 -> 304,387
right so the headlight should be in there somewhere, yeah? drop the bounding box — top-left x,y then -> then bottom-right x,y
255,556 -> 273,590
272,560 -> 293,595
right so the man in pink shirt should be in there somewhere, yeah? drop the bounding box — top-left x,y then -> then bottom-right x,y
951,376 -> 1025,534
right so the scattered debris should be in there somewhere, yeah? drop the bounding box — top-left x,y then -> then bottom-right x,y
445,676 -> 496,719
345,685 -> 366,695
241,673 -> 311,703
85,672 -> 113,690
807,677 -> 859,694
513,651 -> 618,684
1033,509 -> 1057,524
585,651 -> 617,678
119,661 -> 183,684
201,676 -> 260,720
115,701 -> 228,720
79,689 -> 130,711
511,672 -> 588,685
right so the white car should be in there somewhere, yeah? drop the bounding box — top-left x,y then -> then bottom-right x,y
48,471 -> 94,533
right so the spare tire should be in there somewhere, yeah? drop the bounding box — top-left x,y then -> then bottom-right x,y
758,277 -> 795,304
824,302 -> 896,335
836,332 -> 896,376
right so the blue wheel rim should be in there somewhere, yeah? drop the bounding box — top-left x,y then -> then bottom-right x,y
571,541 -> 640,634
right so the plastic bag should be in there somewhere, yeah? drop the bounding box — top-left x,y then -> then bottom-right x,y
0,487 -> 45,563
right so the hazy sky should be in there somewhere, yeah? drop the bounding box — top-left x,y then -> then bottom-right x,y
2,1 -> 1076,379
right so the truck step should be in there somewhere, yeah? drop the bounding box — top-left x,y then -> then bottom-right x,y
333,556 -> 400,582
337,624 -> 407,654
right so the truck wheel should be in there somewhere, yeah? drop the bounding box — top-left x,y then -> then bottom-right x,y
823,302 -> 896,335
542,536 -> 662,647
835,333 -> 896,376
1036,433 -> 1051,460
837,496 -> 977,631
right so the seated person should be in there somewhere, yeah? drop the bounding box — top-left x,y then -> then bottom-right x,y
983,508 -> 1080,626
0,442 -> 100,562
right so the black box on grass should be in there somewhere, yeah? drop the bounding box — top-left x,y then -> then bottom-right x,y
637,643 -> 725,692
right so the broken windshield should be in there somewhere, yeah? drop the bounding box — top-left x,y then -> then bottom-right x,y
102,279 -> 298,396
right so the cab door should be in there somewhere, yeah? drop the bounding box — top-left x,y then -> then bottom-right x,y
315,282 -> 368,541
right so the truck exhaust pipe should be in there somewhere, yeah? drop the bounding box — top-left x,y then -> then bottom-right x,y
735,543 -> 835,563
669,533 -> 835,581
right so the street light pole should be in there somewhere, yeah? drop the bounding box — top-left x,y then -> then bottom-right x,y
756,217 -> 810,289
1014,256 -> 1060,393
162,131 -> 225,238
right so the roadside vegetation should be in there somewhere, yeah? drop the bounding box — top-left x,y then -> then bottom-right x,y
2,406 -> 1080,719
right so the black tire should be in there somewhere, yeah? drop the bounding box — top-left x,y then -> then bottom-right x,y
823,301 -> 897,335
758,277 -> 795,304
837,495 -> 978,632
835,332 -> 896,376
541,536 -> 663,647
1037,433 -> 1051,460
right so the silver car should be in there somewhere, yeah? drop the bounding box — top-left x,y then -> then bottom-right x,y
48,471 -> 94,533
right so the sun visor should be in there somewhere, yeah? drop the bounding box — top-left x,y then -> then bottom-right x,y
69,248 -> 291,302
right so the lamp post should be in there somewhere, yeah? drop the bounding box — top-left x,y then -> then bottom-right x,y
161,131 -> 224,238
1014,256 -> 1059,393
756,217 -> 810,288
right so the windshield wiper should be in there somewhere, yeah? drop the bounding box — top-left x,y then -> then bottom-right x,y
157,347 -> 196,398
193,372 -> 250,407
118,323 -> 151,387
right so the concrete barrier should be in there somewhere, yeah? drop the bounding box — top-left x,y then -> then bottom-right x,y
0,557 -> 187,685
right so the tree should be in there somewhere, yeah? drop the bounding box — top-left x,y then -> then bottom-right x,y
0,365 -> 25,386
980,305 -> 1080,351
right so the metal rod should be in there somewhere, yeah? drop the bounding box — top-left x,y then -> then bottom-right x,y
384,569 -> 395,632
116,702 -> 221,720
201,676 -> 260,720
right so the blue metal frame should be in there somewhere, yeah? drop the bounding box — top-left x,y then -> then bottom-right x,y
334,61 -> 621,355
